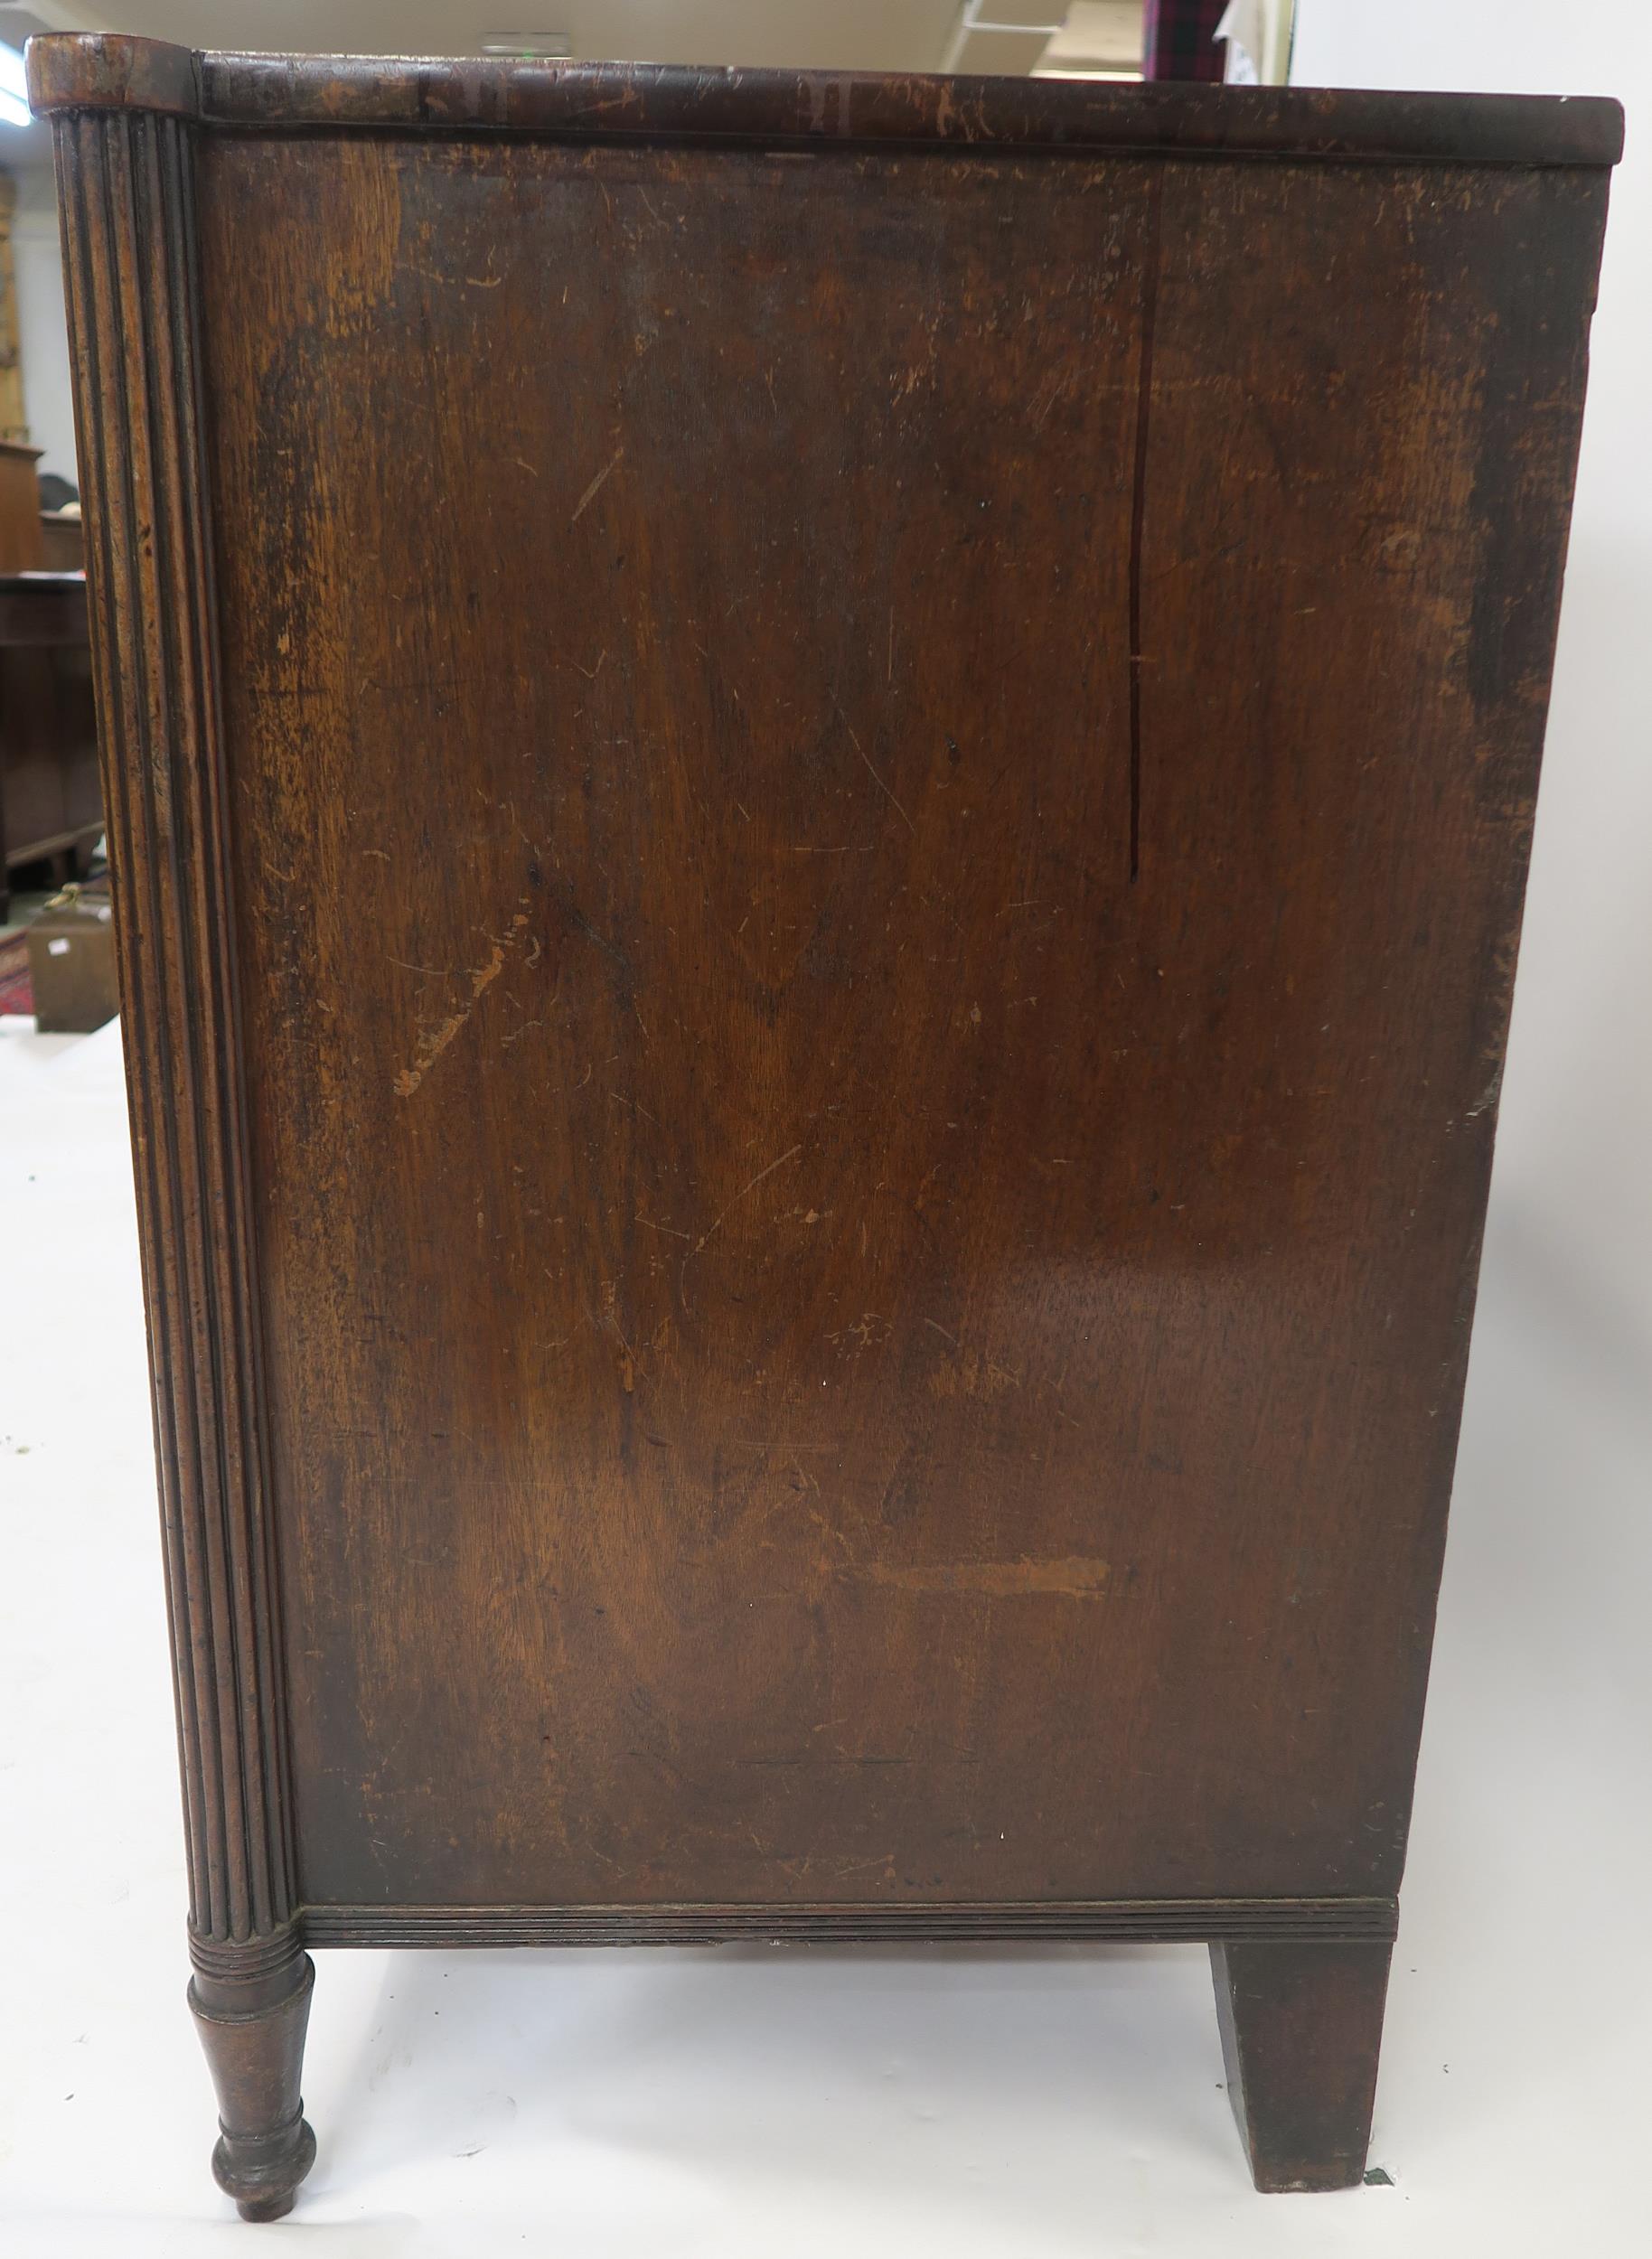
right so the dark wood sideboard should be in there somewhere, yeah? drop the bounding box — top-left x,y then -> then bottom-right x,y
0,321 -> 98,917
0,572 -> 99,920
30,33 -> 1618,2220
0,441 -> 47,569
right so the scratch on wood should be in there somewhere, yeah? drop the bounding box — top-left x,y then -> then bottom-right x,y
680,1143 -> 804,1316
394,913 -> 530,1097
571,449 -> 624,525
857,1558 -> 1110,1599
694,1144 -> 803,1257
833,697 -> 916,836
929,1352 -> 1020,1400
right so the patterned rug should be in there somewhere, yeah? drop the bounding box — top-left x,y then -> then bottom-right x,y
0,929 -> 31,1016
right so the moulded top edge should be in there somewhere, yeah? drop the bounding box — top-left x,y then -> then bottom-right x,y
25,34 -> 1626,170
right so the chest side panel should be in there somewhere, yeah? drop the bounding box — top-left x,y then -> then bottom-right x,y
194,135 -> 1600,1907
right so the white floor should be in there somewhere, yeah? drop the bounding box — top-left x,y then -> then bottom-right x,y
3,1012 -> 1648,2256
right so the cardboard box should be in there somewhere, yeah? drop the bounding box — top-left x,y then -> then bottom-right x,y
28,892 -> 117,1033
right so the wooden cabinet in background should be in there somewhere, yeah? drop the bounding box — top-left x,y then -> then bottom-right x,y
38,512 -> 85,573
0,438 -> 44,570
31,33 -> 1619,2222
0,573 -> 98,920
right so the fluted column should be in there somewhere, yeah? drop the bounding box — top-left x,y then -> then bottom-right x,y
43,52 -> 314,2219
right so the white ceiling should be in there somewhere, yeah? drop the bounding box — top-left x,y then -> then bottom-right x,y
0,2 -> 1143,168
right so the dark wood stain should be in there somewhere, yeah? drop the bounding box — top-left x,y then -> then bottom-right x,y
1126,164 -> 1161,883
0,573 -> 100,918
31,31 -> 1617,2217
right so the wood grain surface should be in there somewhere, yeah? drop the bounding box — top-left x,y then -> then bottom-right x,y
28,35 -> 1624,167
184,133 -> 1608,1911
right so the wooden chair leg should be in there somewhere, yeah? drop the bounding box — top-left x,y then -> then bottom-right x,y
187,1943 -> 317,2222
1209,1940 -> 1391,2192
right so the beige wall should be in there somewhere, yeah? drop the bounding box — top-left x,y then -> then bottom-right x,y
11,163 -> 74,484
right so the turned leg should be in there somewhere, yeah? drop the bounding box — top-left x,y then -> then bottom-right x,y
187,1935 -> 317,2222
1209,1940 -> 1391,2192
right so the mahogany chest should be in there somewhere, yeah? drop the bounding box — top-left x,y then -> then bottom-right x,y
30,33 -> 1618,2216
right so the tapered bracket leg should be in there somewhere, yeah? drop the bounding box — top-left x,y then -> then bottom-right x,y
188,1935 -> 317,2222
1209,1940 -> 1392,2192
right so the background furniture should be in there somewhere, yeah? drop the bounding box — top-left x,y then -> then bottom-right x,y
1142,0 -> 1230,80
38,511 -> 85,571
0,292 -> 96,918
0,171 -> 28,452
0,571 -> 97,920
26,883 -> 117,1031
0,437 -> 44,567
32,33 -> 1617,2222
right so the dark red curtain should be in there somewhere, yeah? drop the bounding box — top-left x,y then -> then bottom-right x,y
1141,0 -> 1228,81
